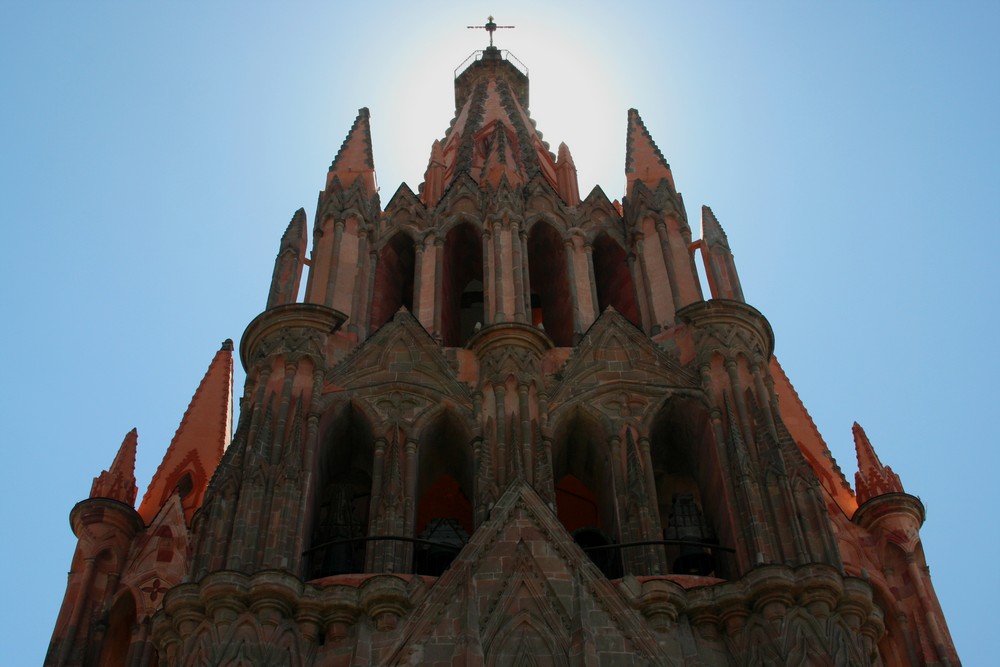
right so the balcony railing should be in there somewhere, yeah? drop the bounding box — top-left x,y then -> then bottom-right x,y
304,535 -> 734,581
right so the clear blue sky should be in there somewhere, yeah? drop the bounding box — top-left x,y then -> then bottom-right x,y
2,2 -> 996,663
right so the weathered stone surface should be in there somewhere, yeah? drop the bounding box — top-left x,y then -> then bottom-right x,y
46,39 -> 959,667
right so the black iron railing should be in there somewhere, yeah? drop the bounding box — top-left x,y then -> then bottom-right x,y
304,535 -> 733,580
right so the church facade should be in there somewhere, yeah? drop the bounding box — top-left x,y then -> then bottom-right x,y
47,43 -> 959,666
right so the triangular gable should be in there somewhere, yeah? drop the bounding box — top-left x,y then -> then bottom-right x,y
382,479 -> 666,665
327,310 -> 473,410
435,170 -> 483,217
138,342 -> 233,525
121,493 -> 189,619
548,308 -> 699,407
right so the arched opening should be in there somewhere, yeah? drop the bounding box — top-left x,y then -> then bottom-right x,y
441,222 -> 484,346
527,222 -> 573,346
551,410 -> 621,578
592,233 -> 641,327
97,590 -> 136,667
413,411 -> 474,576
650,397 -> 732,578
307,404 -> 374,579
370,232 -> 416,330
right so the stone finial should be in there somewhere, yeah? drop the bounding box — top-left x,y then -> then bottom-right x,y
137,343 -> 234,524
266,208 -> 308,309
326,107 -> 376,196
625,108 -> 675,195
701,205 -> 730,250
90,428 -> 139,506
853,422 -> 904,504
555,142 -> 580,206
421,139 -> 447,206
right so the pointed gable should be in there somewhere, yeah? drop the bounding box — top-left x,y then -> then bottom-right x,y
121,493 -> 190,619
549,307 -> 698,408
138,340 -> 234,525
327,309 -> 473,414
325,107 -> 376,197
90,428 -> 138,506
383,480 -> 665,666
625,108 -> 675,196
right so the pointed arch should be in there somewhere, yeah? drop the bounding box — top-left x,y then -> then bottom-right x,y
527,221 -> 573,346
650,396 -> 734,578
413,408 -> 474,575
306,402 -> 375,579
550,407 -> 620,578
441,221 -> 484,346
370,231 -> 416,330
97,589 -> 137,667
591,232 -> 640,327
485,611 -> 569,667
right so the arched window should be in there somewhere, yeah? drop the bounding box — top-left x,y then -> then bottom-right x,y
527,222 -> 574,346
650,397 -> 731,578
441,222 -> 484,346
592,233 -> 640,327
370,232 -> 416,329
97,590 -> 136,667
307,405 -> 374,579
551,411 -> 621,578
413,411 -> 473,576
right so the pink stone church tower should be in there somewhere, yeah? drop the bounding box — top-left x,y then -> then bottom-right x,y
47,38 -> 958,667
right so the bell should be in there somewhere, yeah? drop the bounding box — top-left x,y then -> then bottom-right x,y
666,493 -> 717,577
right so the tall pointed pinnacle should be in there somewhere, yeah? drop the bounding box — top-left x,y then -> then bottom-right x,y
90,428 -> 138,506
266,207 -> 308,309
555,142 -> 580,206
700,205 -> 745,302
137,340 -> 235,524
853,421 -> 904,505
420,139 -> 447,206
625,108 -> 675,196
701,205 -> 730,249
325,107 -> 376,197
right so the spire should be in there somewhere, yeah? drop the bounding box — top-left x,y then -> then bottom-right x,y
699,205 -> 745,301
480,122 -> 523,189
625,108 -> 675,196
420,139 -> 447,206
325,107 -> 376,197
555,142 -> 580,206
266,208 -> 308,309
439,56 -> 558,195
90,428 -> 138,506
853,422 -> 904,504
137,340 -> 234,524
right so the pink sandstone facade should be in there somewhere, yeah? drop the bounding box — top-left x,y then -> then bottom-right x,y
47,44 -> 958,666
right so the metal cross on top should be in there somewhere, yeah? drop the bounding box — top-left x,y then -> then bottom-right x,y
468,15 -> 515,48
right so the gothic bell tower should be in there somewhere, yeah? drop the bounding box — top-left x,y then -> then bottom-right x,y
48,33 -> 958,667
